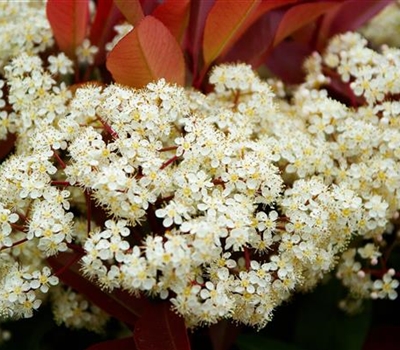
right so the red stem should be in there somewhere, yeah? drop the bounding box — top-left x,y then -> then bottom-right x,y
160,155 -> 179,170
52,150 -> 66,169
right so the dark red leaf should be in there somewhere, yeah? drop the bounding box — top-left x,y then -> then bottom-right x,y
114,0 -> 144,25
134,301 -> 190,350
0,133 -> 16,161
266,40 -> 312,84
273,1 -> 342,47
220,1 -> 297,66
87,337 -> 137,350
46,0 -> 90,58
140,0 -> 160,15
317,0 -> 393,50
152,0 -> 190,43
47,252 -> 145,328
89,0 -> 125,65
185,0 -> 215,78
106,16 -> 185,88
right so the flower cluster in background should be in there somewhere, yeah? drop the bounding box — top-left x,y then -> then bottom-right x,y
0,0 -> 399,343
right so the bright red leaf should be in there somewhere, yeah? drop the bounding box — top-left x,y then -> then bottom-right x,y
202,0 -> 261,69
272,1 -> 342,47
134,301 -> 190,350
47,252 -> 145,328
87,337 -> 137,350
152,0 -> 190,43
46,0 -> 90,58
114,0 -> 144,26
106,16 -> 185,88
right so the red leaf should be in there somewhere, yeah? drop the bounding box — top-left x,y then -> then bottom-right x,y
219,0 -> 298,66
46,0 -> 90,58
317,0 -> 393,50
140,0 -> 160,15
134,301 -> 190,350
202,0 -> 261,69
89,0 -> 125,65
185,0 -> 215,78
106,16 -> 185,88
272,1 -> 342,47
87,337 -> 137,350
152,0 -> 190,43
47,252 -> 145,328
114,0 -> 144,25
266,40 -> 312,84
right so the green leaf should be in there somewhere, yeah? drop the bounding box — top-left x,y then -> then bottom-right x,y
237,334 -> 306,350
294,278 -> 371,350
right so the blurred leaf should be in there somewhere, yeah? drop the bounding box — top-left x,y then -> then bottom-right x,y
47,252 -> 145,328
219,0 -> 298,66
185,0 -> 215,84
46,0 -> 90,58
106,16 -> 185,88
134,301 -> 190,350
237,334 -> 306,350
202,0 -> 261,69
294,279 -> 371,350
272,1 -> 341,47
89,0 -> 125,65
317,0 -> 393,50
114,0 -> 144,25
266,40 -> 312,84
152,0 -> 190,43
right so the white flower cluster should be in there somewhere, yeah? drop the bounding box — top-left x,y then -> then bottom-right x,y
2,34 -> 400,327
0,1 -> 53,70
0,1 -> 399,330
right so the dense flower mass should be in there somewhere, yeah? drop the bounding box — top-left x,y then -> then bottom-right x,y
0,1 -> 399,337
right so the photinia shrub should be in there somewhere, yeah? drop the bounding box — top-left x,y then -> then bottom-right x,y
0,1 -> 398,350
